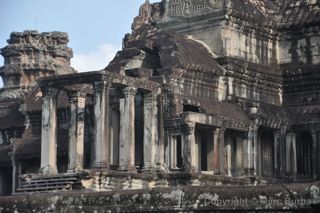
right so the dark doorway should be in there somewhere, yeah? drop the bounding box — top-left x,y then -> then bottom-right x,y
261,130 -> 275,177
296,132 -> 313,177
176,135 -> 183,168
199,127 -> 214,172
0,167 -> 12,196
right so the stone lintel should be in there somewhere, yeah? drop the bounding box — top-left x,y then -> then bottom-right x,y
38,71 -> 160,92
181,112 -> 223,127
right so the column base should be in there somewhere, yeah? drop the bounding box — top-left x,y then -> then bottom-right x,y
142,166 -> 156,173
155,163 -> 167,172
118,165 -> 137,172
93,162 -> 110,170
39,165 -> 58,176
213,170 -> 220,175
67,169 -> 84,174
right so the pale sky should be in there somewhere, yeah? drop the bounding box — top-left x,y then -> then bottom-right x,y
0,0 -> 159,88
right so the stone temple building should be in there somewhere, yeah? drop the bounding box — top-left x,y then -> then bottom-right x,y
0,0 -> 319,202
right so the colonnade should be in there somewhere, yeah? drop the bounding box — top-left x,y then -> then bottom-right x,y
39,81 -> 158,175
38,83 -> 319,180
168,119 -> 318,180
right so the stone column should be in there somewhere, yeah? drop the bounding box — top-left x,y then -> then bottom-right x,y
68,92 -> 86,173
9,138 -> 17,193
92,81 -> 111,169
292,133 -> 297,181
119,87 -> 137,171
242,133 -> 249,173
286,132 -> 297,181
213,128 -> 220,174
236,137 -> 243,177
311,130 -> 318,180
170,135 -> 177,169
247,128 -> 253,170
274,131 -> 280,176
156,96 -> 166,172
183,122 -> 198,172
279,127 -> 287,178
252,125 -> 259,176
143,93 -> 158,172
218,128 -> 226,175
40,87 -> 58,175
225,136 -> 232,176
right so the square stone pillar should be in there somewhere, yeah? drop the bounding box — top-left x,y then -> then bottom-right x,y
156,102 -> 166,172
92,81 -> 111,169
170,135 -> 177,169
213,128 -> 220,174
40,87 -> 58,175
247,128 -> 253,170
68,92 -> 86,173
119,87 -> 137,171
274,131 -> 280,176
279,127 -> 287,178
252,125 -> 260,176
311,130 -> 318,179
218,128 -> 226,175
242,132 -> 249,174
286,132 -> 297,181
183,122 -> 198,172
225,137 -> 232,176
143,93 -> 158,172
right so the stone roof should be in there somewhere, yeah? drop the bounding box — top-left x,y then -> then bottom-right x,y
152,31 -> 222,72
279,0 -> 320,28
228,0 -> 279,26
24,87 -> 70,113
110,31 -> 223,76
14,128 -> 68,159
0,143 -> 11,163
286,104 -> 320,126
0,99 -> 25,129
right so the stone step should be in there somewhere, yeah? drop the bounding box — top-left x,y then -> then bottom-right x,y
21,181 -> 74,188
30,174 -> 80,180
16,185 -> 71,192
17,173 -> 87,193
22,177 -> 78,184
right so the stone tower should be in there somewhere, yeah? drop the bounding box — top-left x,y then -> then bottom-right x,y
0,30 -> 75,98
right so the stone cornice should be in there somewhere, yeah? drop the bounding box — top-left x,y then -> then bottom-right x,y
38,70 -> 161,92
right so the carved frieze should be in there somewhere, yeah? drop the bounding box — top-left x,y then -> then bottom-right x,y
165,0 -> 223,18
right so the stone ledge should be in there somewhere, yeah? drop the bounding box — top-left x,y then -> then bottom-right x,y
1,182 -> 320,212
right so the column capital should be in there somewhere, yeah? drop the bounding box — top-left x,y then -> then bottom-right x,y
144,92 -> 157,101
214,127 -> 225,134
68,91 -> 87,103
94,80 -> 112,92
249,123 -> 259,132
183,122 -> 196,136
274,130 -> 281,137
41,87 -> 58,97
123,86 -> 137,97
310,128 -> 320,136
